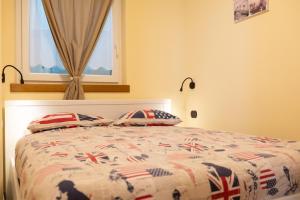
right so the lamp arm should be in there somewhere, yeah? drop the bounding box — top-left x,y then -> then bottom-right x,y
180,77 -> 195,92
2,65 -> 25,84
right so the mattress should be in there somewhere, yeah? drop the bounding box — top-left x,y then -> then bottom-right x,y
15,126 -> 300,200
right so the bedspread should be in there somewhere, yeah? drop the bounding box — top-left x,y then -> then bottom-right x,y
15,126 -> 300,200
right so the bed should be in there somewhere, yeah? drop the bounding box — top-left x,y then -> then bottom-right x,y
4,100 -> 300,200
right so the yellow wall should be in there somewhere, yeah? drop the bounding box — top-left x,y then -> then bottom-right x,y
0,0 -> 3,197
185,0 -> 300,140
1,0 -> 186,196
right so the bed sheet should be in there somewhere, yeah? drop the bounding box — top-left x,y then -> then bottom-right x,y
15,126 -> 300,200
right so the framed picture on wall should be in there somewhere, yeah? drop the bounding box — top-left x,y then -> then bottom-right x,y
234,0 -> 268,22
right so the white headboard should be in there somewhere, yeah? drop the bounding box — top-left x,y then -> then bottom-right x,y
4,99 -> 171,195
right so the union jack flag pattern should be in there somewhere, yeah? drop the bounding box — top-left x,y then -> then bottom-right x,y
75,152 -> 109,164
113,109 -> 181,126
203,163 -> 240,200
125,110 -> 177,120
178,142 -> 208,153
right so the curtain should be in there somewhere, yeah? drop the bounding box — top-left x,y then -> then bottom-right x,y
42,0 -> 113,99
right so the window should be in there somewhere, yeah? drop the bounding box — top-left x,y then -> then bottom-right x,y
18,0 -> 122,83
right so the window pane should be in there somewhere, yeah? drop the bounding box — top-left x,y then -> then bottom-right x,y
84,10 -> 113,76
29,0 -> 113,76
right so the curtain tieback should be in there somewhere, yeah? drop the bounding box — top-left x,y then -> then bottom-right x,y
70,76 -> 81,80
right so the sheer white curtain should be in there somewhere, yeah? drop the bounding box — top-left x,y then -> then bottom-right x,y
29,0 -> 113,75
30,0 -> 65,74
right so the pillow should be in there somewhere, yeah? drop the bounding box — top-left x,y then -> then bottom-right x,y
28,113 -> 113,133
113,109 -> 182,126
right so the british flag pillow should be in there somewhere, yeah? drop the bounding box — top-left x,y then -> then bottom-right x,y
113,109 -> 182,126
28,113 -> 113,133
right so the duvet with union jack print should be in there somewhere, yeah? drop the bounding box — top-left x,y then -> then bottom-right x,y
15,126 -> 300,200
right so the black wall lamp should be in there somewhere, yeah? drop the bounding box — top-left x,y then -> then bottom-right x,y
179,77 -> 195,92
2,65 -> 24,84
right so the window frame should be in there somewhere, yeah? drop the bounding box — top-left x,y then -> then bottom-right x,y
16,0 -> 122,83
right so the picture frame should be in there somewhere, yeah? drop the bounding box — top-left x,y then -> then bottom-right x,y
234,0 -> 269,22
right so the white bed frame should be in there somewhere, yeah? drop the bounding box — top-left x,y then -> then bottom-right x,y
4,99 -> 300,200
4,99 -> 171,200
